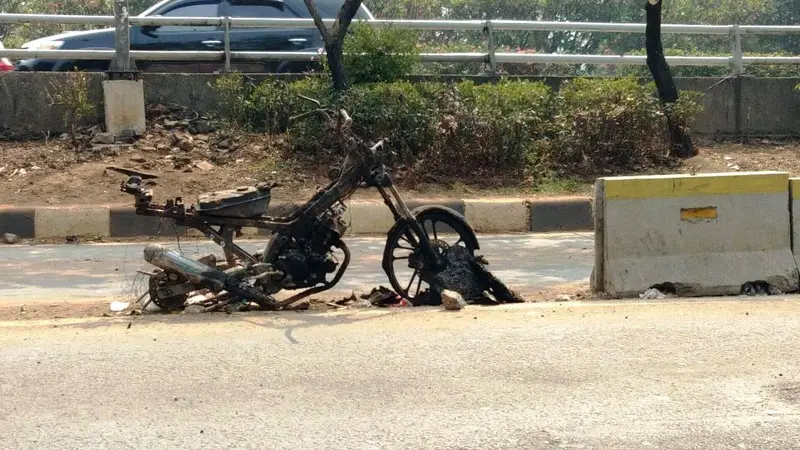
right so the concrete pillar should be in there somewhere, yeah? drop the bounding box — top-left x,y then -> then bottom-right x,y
103,79 -> 146,137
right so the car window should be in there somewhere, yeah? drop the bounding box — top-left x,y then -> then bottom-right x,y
228,3 -> 293,18
160,2 -> 219,32
283,0 -> 371,20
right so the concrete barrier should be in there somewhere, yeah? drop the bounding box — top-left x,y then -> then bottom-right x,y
592,171 -> 799,298
790,178 -> 800,263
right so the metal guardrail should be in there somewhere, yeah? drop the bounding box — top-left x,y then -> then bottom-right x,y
1,10 -> 799,74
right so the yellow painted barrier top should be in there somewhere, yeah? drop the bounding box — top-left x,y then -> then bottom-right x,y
602,171 -> 788,200
789,178 -> 800,200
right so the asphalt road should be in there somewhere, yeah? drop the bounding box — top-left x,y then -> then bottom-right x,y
2,299 -> 800,449
0,233 -> 594,305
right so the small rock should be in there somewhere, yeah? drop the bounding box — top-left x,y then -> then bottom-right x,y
441,289 -> 467,311
183,167 -> 194,173
92,132 -> 115,144
556,294 -> 571,302
194,160 -> 215,171
118,128 -> 138,143
156,144 -> 170,153
163,119 -> 179,129
30,165 -> 42,171
92,145 -> 122,156
179,120 -> 191,127
349,299 -> 373,309
129,154 -> 147,163
141,146 -> 157,153
191,120 -> 215,134
18,168 -> 27,176
723,156 -> 733,161
194,134 -> 210,143
183,305 -> 206,314
761,139 -> 771,145
639,288 -> 665,300
109,301 -> 130,312
178,138 -> 195,152
2,233 -> 20,244
217,139 -> 232,150
19,305 -> 26,312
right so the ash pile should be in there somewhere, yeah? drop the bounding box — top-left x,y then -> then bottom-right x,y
337,246 -> 523,310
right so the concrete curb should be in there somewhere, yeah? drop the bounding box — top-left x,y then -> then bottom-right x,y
0,197 -> 593,240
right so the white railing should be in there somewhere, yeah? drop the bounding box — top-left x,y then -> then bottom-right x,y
1,10 -> 799,74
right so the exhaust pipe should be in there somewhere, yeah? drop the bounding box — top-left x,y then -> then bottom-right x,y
144,244 -> 227,290
143,244 -> 275,307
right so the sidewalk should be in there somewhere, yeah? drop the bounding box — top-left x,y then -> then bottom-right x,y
0,196 -> 593,239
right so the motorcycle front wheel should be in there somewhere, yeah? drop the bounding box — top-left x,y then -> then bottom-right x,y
382,209 -> 478,301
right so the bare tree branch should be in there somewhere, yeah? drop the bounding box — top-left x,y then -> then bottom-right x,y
302,0 -> 332,45
332,0 -> 364,42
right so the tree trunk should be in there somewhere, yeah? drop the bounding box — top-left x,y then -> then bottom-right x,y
645,0 -> 695,158
325,40 -> 349,92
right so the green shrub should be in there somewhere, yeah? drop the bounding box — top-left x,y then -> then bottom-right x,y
212,72 -> 252,128
344,81 -> 438,161
342,21 -> 420,84
549,77 -> 677,176
284,77 -> 336,154
432,80 -> 552,176
245,79 -> 295,134
211,76 -> 703,183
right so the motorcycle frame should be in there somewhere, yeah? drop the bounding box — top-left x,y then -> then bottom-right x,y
124,144 -> 441,273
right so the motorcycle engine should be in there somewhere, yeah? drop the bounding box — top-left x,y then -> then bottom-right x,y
274,248 -> 337,288
261,207 -> 347,290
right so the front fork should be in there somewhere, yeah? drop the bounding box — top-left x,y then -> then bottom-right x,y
377,180 -> 442,270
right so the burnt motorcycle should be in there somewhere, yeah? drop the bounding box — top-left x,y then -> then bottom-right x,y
110,95 -> 481,312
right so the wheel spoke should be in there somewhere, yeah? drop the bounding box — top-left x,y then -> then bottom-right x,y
414,274 -> 423,298
406,270 -> 418,293
431,220 -> 438,240
393,255 -> 410,261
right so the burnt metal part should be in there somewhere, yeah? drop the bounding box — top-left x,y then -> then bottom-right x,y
148,271 -> 191,312
197,185 -> 272,219
143,244 -> 277,309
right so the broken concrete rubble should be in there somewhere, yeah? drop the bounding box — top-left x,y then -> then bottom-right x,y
441,290 -> 467,310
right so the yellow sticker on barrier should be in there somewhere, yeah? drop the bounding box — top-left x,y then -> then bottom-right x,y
680,206 -> 718,221
602,172 -> 788,200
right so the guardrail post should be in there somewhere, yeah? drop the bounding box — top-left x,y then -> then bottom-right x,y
484,20 -> 497,74
111,0 -> 132,71
223,16 -> 231,72
731,24 -> 744,76
105,0 -> 145,138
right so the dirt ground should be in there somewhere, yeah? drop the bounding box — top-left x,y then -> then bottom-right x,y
0,282 -> 594,322
1,122 -> 799,206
